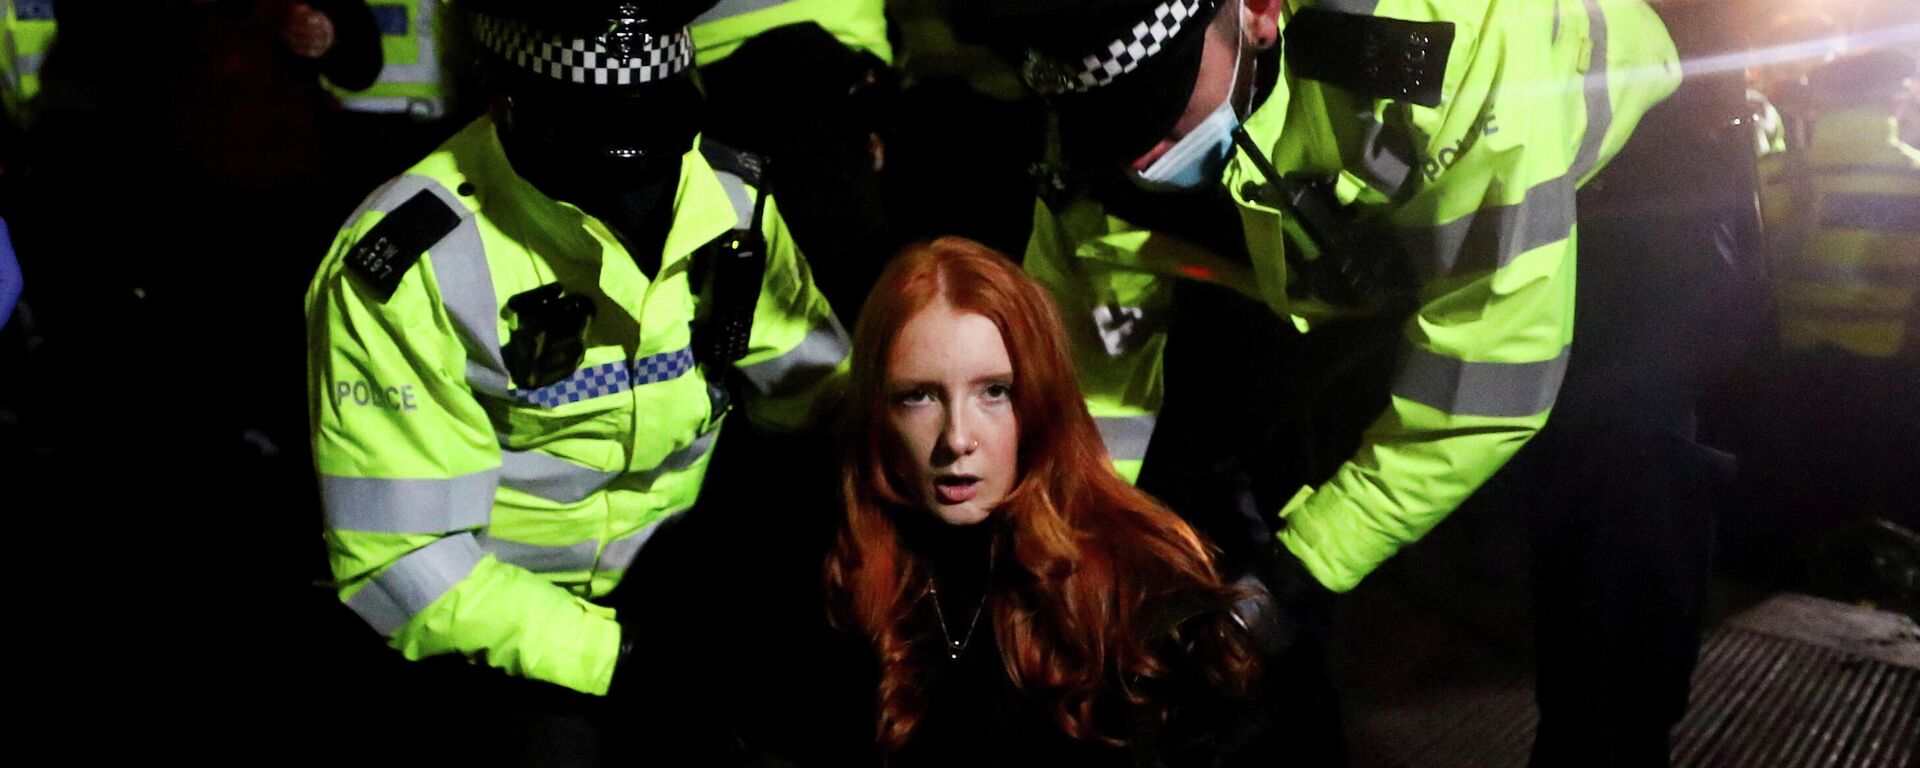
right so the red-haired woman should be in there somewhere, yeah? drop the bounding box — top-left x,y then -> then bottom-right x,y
824,237 -> 1280,766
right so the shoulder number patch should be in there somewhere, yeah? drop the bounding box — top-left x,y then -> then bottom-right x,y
1286,8 -> 1454,108
345,189 -> 462,302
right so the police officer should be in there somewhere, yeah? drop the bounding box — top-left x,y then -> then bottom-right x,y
307,1 -> 848,761
690,0 -> 895,319
1764,50 -> 1919,361
961,0 -> 1679,761
327,0 -> 473,202
1739,49 -> 1920,598
0,0 -> 52,127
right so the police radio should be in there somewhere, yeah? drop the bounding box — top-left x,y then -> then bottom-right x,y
693,225 -> 764,367
1230,127 -> 1416,310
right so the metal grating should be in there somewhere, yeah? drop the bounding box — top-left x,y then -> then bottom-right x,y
1350,595 -> 1919,768
1670,597 -> 1920,768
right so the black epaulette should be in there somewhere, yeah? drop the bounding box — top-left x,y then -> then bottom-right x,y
344,189 -> 462,302
698,139 -> 767,190
1285,8 -> 1454,108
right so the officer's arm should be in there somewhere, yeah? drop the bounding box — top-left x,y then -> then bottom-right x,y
309,198 -> 621,696
732,193 -> 851,431
1275,0 -> 1680,593
1274,193 -> 1573,593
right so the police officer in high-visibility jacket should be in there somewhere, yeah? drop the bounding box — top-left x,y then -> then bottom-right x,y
1762,50 -> 1919,361
0,0 -> 52,126
331,0 -> 447,119
1746,49 -> 1919,554
965,0 -> 1678,758
691,0 -> 895,318
974,0 -> 1679,596
326,0 -> 476,199
307,0 -> 847,759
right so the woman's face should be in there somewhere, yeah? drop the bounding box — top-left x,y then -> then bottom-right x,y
884,300 -> 1020,526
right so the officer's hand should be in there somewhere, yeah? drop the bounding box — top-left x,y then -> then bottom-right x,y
1234,544 -> 1332,659
281,3 -> 336,59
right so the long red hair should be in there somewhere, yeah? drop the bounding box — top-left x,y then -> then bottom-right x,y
824,237 -> 1256,753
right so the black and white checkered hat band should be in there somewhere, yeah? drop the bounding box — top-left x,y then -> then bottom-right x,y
1022,0 -> 1210,94
474,14 -> 693,86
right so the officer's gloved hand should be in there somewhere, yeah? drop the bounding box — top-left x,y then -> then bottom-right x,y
1232,543 -> 1332,659
606,628 -> 645,702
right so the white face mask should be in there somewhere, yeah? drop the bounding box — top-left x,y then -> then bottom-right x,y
1131,2 -> 1246,192
1131,99 -> 1241,190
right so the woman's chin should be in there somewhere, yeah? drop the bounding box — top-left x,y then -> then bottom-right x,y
929,500 -> 995,527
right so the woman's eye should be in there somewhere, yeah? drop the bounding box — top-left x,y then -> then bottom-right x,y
983,383 -> 1013,400
895,388 -> 933,405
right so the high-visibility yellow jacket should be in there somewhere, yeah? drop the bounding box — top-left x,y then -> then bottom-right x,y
1760,106 -> 1920,359
308,117 -> 848,695
1027,0 -> 1681,591
327,0 -> 447,118
691,0 -> 890,67
1,0 -> 53,124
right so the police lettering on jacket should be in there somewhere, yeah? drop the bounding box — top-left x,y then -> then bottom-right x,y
333,378 -> 419,412
1421,109 -> 1500,182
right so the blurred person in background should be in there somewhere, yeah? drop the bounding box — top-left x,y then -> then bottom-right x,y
1737,47 -> 1919,614
160,0 -> 380,457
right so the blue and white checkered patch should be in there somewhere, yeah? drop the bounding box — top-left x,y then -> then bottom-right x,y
509,347 -> 697,408
632,346 -> 697,385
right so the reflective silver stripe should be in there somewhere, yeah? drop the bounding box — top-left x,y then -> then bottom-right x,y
1096,414 -> 1157,462
477,504 -> 694,575
500,450 -> 619,504
379,174 -> 510,399
349,176 -> 495,397
345,534 -> 486,636
632,422 -> 722,486
322,470 -> 498,533
339,95 -> 443,116
478,535 -> 600,573
15,52 -> 42,77
371,63 -> 439,84
1357,113 -> 1416,200
693,0 -> 794,25
738,320 -> 850,399
339,96 -> 416,113
713,170 -> 754,230
1392,344 -> 1570,418
1572,0 -> 1613,180
499,422 -> 718,504
1400,173 -> 1577,279
601,506 -> 693,572
467,361 -> 511,400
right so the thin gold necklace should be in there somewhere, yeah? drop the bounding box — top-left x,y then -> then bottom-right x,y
927,579 -> 988,660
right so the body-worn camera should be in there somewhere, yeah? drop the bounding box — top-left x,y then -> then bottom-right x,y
503,283 -> 597,389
